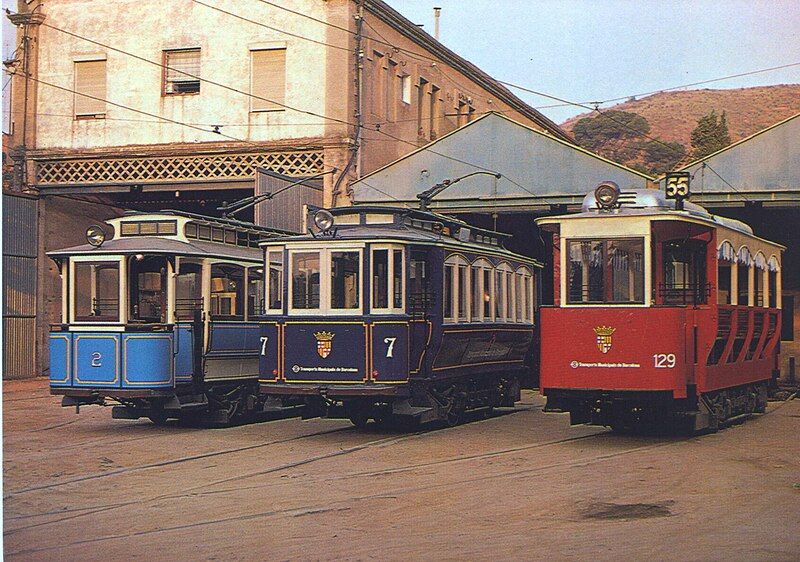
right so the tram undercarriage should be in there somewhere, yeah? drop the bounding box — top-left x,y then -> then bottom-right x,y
264,373 -> 523,428
57,381 -> 267,426
544,381 -> 770,434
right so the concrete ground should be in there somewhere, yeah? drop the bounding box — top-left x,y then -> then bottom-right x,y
3,378 -> 799,561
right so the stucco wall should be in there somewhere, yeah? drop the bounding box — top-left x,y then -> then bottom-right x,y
33,0 -> 344,149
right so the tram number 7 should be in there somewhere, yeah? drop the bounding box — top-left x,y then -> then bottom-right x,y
260,337 -> 269,356
653,353 -> 676,368
384,337 -> 397,358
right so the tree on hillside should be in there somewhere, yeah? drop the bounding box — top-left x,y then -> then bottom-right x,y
572,110 -> 651,152
690,110 -> 732,159
641,140 -> 686,175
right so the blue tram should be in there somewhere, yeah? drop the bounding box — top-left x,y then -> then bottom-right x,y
48,211 -> 286,424
258,207 -> 541,427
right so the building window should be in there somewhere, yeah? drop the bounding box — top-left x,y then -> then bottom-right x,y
251,48 -> 286,111
373,50 -> 385,118
417,78 -> 428,136
400,74 -> 412,105
387,59 -> 398,121
163,48 -> 201,95
74,59 -> 107,118
429,84 -> 440,139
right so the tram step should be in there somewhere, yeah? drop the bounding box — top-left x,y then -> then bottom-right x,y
391,400 -> 438,424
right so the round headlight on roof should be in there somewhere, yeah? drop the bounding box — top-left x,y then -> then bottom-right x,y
313,209 -> 335,232
594,181 -> 620,210
86,224 -> 106,247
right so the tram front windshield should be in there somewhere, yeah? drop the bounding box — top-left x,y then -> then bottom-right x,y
567,238 -> 645,304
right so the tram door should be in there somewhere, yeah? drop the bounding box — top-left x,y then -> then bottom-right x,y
175,260 -> 204,383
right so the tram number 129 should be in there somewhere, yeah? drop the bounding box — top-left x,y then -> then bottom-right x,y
653,353 -> 676,368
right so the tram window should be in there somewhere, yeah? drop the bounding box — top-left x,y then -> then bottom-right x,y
129,256 -> 167,323
175,261 -> 203,320
662,239 -> 707,305
457,263 -> 469,321
495,269 -> 505,320
443,264 -> 454,320
768,270 -> 777,308
267,251 -> 283,311
471,264 -> 482,321
505,271 -> 513,320
291,252 -> 320,310
74,262 -> 119,322
718,261 -> 732,305
248,267 -> 264,317
393,249 -> 403,309
372,249 -> 389,309
409,251 -> 430,314
330,251 -> 360,310
754,267 -> 764,307
483,269 -> 493,320
210,264 -> 245,319
737,265 -> 750,306
568,239 -> 644,304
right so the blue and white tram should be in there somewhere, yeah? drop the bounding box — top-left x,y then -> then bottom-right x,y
258,207 -> 542,427
48,211 -> 287,424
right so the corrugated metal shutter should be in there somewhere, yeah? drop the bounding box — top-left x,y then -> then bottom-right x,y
74,60 -> 106,116
251,49 -> 286,111
3,194 -> 38,379
254,169 -> 322,233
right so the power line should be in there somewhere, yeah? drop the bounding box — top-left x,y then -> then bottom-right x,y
190,0 -> 351,52
35,18 -> 354,128
7,71 -> 254,144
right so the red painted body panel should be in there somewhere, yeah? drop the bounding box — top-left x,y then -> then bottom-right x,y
540,307 -> 692,398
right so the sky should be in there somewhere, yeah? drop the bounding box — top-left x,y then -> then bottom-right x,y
3,0 -> 800,132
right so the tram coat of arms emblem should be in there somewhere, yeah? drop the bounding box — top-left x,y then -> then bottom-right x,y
593,326 -> 616,354
314,331 -> 334,358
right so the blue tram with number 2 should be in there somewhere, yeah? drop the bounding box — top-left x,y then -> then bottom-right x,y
258,206 -> 541,427
48,211 -> 287,425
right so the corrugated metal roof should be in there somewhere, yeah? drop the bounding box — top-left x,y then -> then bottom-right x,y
674,112 -> 800,202
351,112 -> 652,211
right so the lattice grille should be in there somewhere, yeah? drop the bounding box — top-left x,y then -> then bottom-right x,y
34,150 -> 324,185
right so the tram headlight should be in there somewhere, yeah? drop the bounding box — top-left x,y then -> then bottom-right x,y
594,181 -> 620,210
86,225 -> 106,247
313,209 -> 335,232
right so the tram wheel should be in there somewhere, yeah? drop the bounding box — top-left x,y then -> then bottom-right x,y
348,411 -> 370,428
148,411 -> 170,426
444,384 -> 467,427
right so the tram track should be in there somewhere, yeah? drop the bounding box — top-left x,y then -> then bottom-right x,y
4,429 -> 690,558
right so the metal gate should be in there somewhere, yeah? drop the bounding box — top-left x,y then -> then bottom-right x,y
3,193 -> 38,379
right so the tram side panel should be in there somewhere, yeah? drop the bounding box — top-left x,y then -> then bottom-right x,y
540,307 -> 690,398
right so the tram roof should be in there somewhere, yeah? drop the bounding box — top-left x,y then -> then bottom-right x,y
536,189 -> 785,251
261,206 -> 541,264
47,235 -> 263,261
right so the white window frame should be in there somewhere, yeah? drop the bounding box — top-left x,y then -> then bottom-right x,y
265,247 -> 285,313
444,254 -> 470,324
495,262 -> 513,323
471,258 -> 493,323
288,247 -> 363,316
515,266 -> 534,323
69,255 -> 126,324
370,245 -> 405,315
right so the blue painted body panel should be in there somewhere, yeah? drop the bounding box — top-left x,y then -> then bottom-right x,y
49,333 -> 73,386
283,322 -> 368,383
173,324 -> 195,382
207,322 -> 260,356
122,334 -> 173,387
73,334 -> 120,386
371,322 -> 409,382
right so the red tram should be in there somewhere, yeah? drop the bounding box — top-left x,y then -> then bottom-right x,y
537,182 -> 784,432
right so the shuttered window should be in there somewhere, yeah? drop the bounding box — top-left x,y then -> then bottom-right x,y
74,59 -> 106,118
251,48 -> 286,111
164,49 -> 200,95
